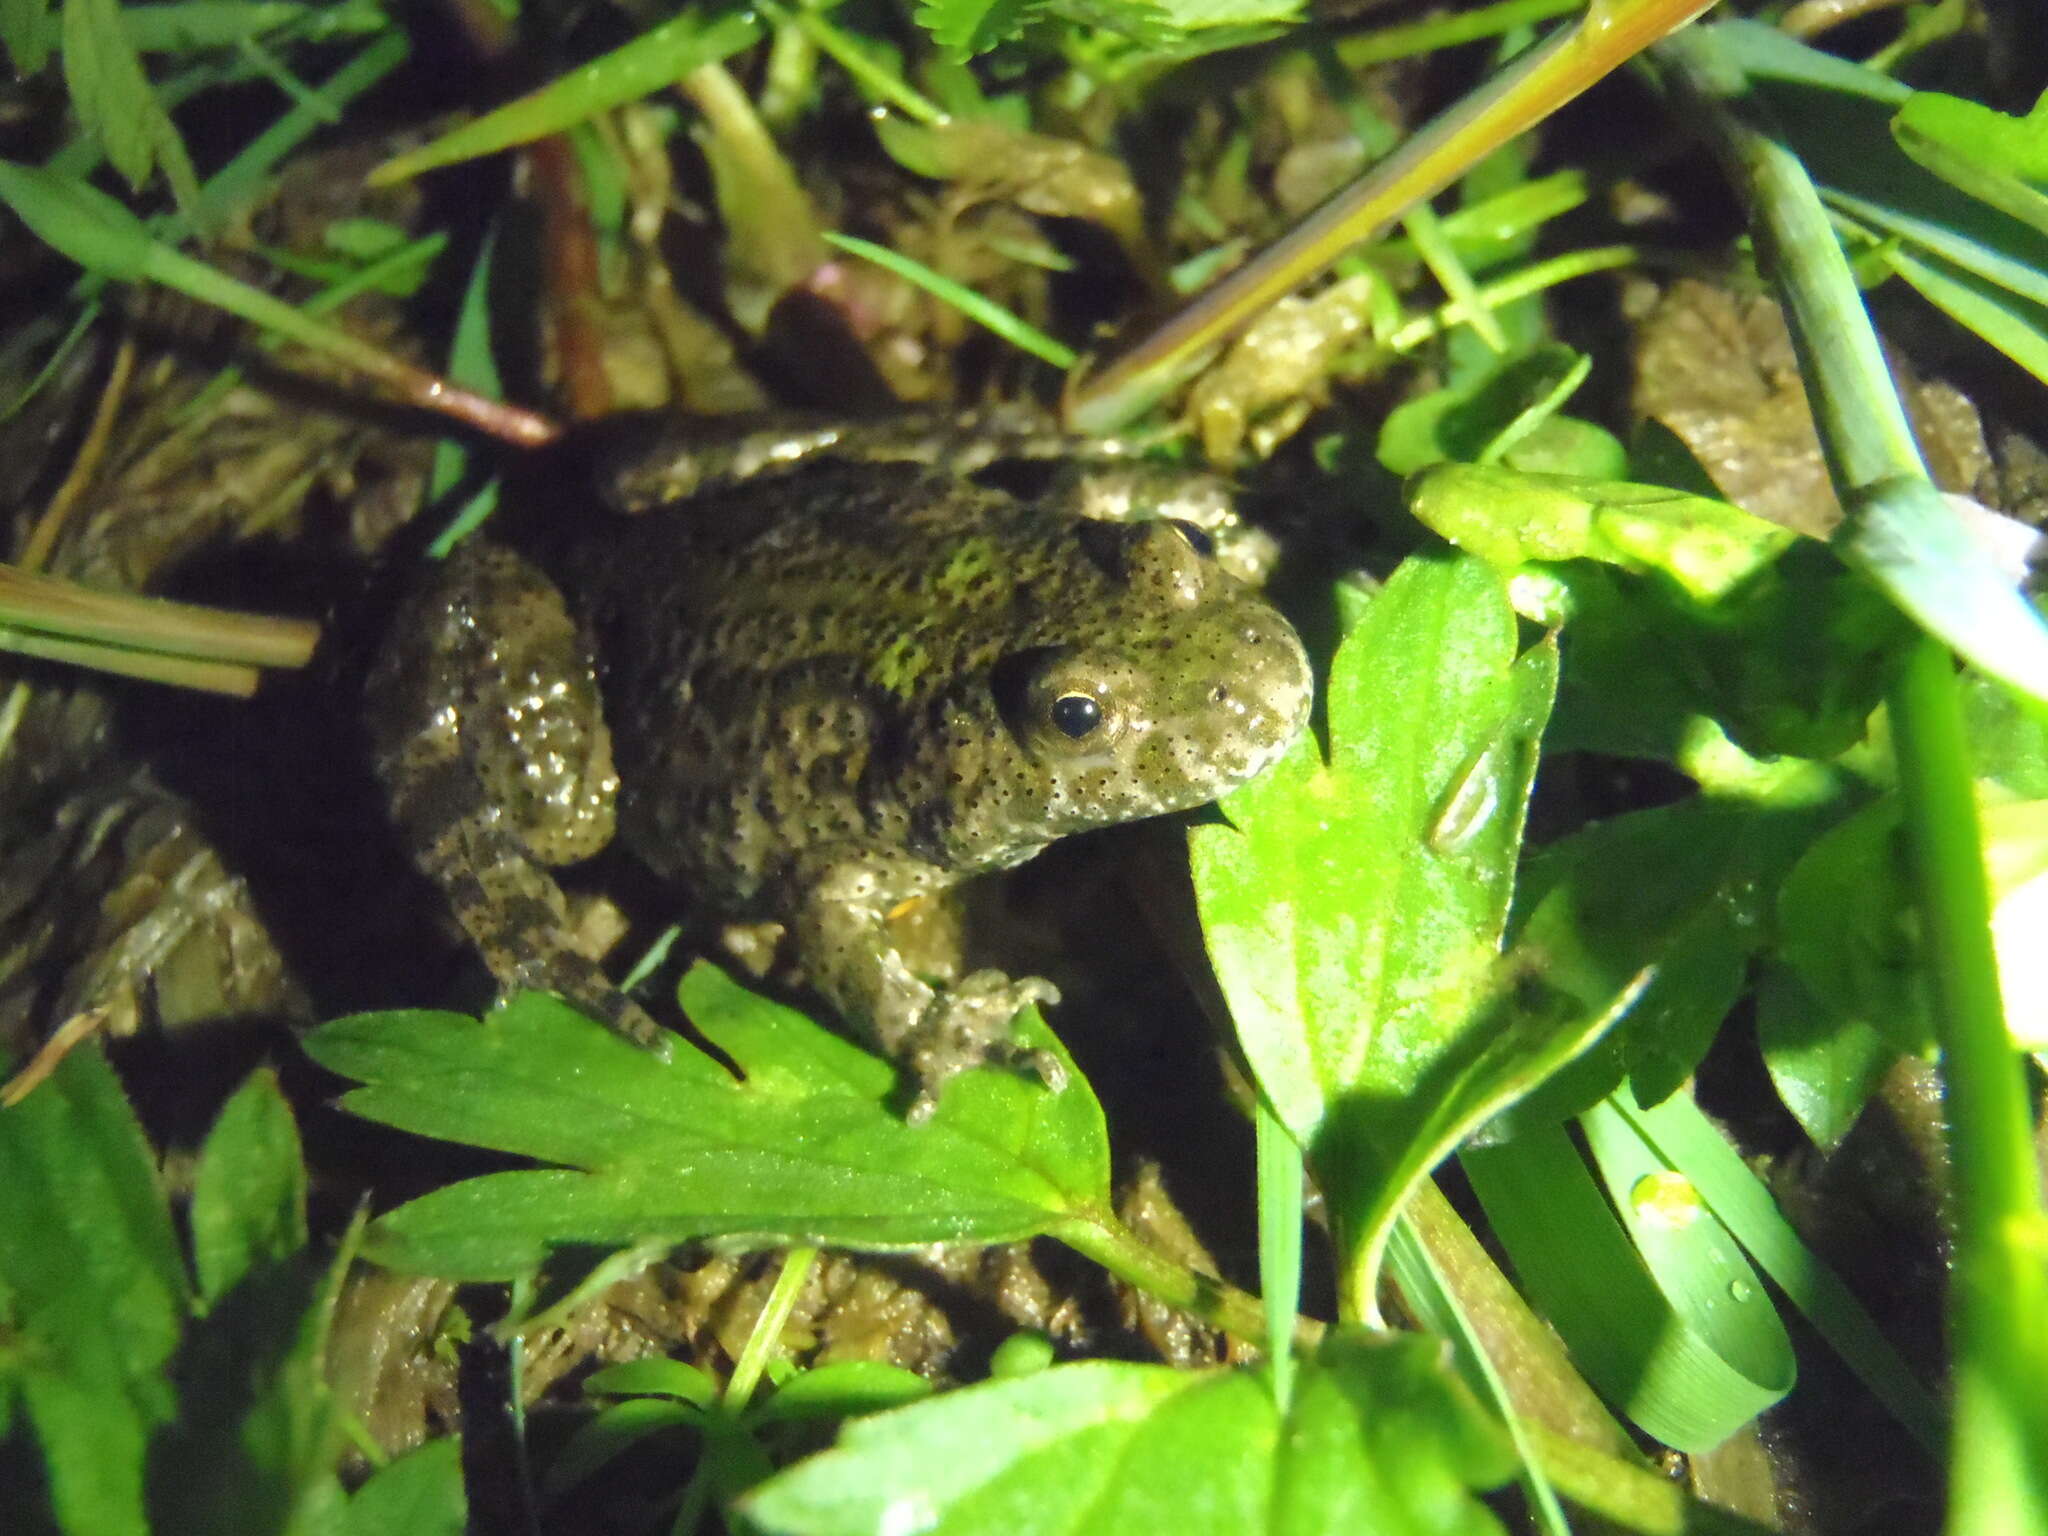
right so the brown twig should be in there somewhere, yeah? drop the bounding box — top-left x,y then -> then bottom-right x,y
530,135 -> 616,422
19,332 -> 137,575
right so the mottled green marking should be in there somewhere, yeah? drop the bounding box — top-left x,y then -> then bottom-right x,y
933,536 -> 999,601
871,629 -> 934,698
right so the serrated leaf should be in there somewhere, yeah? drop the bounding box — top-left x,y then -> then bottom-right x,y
1190,554 -> 1568,1306
915,0 -> 1037,57
0,1043 -> 186,1536
147,1137 -> 352,1536
740,1332 -> 1513,1536
302,966 -> 1113,1279
191,1068 -> 309,1305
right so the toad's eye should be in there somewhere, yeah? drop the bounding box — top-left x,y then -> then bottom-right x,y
1050,693 -> 1104,739
1166,518 -> 1214,557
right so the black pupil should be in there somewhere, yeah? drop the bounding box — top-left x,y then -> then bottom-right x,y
1166,518 -> 1214,556
1050,693 -> 1102,738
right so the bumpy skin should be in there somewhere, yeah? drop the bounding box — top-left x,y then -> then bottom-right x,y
369,419 -> 1313,1111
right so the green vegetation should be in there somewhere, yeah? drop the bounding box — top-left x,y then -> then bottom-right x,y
2,0 -> 2045,1531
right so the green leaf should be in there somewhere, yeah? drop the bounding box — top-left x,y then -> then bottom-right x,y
1838,478 -> 2048,708
1776,796 -> 1934,1056
0,0 -> 48,74
1407,465 -> 1797,603
544,1397 -> 705,1502
1581,1102 -> 1796,1442
190,1068 -> 309,1306
1375,345 -> 1601,477
369,8 -> 764,185
61,0 -> 202,213
1617,1089 -> 1944,1454
1144,0 -> 1300,26
739,1333 -> 1514,1535
585,1357 -> 719,1406
1191,554 -> 1567,1311
0,1044 -> 186,1536
0,159 -> 154,280
1466,1111 -> 1793,1455
1893,87 -> 2048,241
302,968 -> 1112,1279
1493,795 -> 1847,1129
338,1438 -> 466,1536
1882,238 -> 2048,391
915,0 -> 1037,57
146,1245 -> 352,1534
1964,666 -> 2048,799
1754,964 -> 1893,1150
758,1361 -> 935,1423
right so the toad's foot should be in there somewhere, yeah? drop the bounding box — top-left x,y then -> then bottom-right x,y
506,953 -> 674,1061
901,971 -> 1065,1124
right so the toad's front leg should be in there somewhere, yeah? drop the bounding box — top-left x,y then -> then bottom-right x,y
789,854 -> 1063,1120
368,540 -> 666,1053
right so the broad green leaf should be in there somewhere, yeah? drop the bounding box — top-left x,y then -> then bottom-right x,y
585,1357 -> 719,1407
1492,794 -> 1849,1130
0,1044 -> 186,1536
369,8 -> 764,185
1964,669 -> 2048,799
337,1438 -> 466,1536
1408,465 -> 1796,602
1525,543 -> 1909,765
1779,776 -> 2048,1054
191,1067 -> 309,1305
1376,345 -> 1605,477
1148,0 -> 1301,26
302,968 -> 1112,1279
545,1397 -> 705,1503
758,1361 -> 935,1423
1191,554 -> 1564,1309
1754,964 -> 1893,1150
146,1241 -> 352,1535
1837,478 -> 2048,707
148,1122 -> 352,1536
1776,797 -> 1933,1056
1983,795 -> 2048,1046
0,1044 -> 358,1534
740,1333 -> 1514,1536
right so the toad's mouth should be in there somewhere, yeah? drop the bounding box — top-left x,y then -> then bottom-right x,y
1122,603 -> 1314,807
